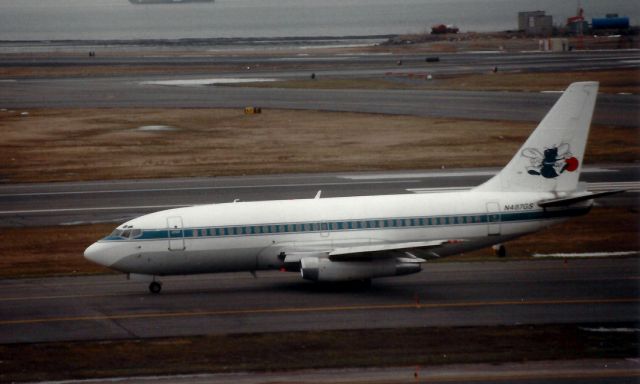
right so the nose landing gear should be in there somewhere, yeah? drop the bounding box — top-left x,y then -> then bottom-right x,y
149,281 -> 162,294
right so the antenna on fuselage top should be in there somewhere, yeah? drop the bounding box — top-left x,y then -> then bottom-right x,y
314,190 -> 322,199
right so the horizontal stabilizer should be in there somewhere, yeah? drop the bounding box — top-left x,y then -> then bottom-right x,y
538,190 -> 626,208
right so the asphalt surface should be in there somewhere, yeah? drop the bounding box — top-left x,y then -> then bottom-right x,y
45,359 -> 640,384
1,50 -> 638,75
1,50 -> 639,126
1,165 -> 638,227
1,79 -> 637,127
1,257 -> 638,344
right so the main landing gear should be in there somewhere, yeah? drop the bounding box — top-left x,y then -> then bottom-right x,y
492,244 -> 507,258
149,281 -> 163,294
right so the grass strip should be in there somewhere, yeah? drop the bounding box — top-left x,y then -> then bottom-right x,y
1,323 -> 638,382
1,108 -> 637,183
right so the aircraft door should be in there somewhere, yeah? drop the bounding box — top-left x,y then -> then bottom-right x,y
486,202 -> 501,236
167,216 -> 185,251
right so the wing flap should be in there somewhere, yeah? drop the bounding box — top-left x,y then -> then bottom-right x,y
328,239 -> 463,261
280,239 -> 464,263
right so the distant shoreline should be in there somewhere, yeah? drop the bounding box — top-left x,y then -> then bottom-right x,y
0,35 -> 394,46
0,35 -> 394,53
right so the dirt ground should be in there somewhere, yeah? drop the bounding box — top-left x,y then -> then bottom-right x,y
0,108 -> 637,183
2,323 -> 636,382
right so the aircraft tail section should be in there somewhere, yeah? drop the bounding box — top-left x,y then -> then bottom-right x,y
474,81 -> 599,193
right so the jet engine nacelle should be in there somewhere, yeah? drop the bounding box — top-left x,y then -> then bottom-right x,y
300,257 -> 421,282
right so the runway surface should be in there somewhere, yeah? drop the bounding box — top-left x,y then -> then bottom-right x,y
47,359 -> 640,384
0,257 -> 637,344
1,165 -> 638,227
1,79 -> 637,127
1,50 -> 639,127
2,50 -> 638,76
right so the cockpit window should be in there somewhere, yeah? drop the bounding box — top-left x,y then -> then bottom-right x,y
109,228 -> 142,239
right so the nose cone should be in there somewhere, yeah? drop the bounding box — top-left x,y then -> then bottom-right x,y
84,242 -> 114,268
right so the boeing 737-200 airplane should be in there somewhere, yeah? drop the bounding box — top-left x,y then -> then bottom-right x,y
85,81 -> 622,293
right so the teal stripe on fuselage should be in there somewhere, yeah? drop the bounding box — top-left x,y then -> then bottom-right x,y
102,206 -> 590,242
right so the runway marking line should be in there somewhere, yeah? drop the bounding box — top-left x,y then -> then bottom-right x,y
0,179 -> 420,198
1,297 -> 637,326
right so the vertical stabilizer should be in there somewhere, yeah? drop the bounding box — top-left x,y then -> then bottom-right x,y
474,82 -> 598,192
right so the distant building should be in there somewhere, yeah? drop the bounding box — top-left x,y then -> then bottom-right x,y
518,11 -> 553,36
567,20 -> 588,36
566,7 -> 587,36
431,24 -> 459,34
592,14 -> 630,31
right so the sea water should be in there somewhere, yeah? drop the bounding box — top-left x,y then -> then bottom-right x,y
0,0 -> 637,41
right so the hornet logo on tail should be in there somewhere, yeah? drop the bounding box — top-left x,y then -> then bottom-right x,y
522,143 -> 579,179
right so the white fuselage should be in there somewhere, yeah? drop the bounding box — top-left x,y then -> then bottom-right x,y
84,190 -> 589,277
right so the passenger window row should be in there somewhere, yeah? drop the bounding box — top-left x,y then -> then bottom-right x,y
184,214 -> 491,238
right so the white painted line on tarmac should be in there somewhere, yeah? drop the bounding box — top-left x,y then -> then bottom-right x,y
59,218 -> 133,226
343,171 -> 496,179
0,204 -> 190,215
0,180 -> 419,198
408,181 -> 640,194
580,327 -> 640,333
342,167 -> 617,180
533,251 -> 639,258
406,186 -> 471,193
140,78 -> 277,86
587,181 -> 640,192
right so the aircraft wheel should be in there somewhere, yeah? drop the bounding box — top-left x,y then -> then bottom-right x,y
149,281 -> 162,294
493,244 -> 507,258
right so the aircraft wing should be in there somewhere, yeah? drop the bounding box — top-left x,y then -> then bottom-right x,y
283,239 -> 462,263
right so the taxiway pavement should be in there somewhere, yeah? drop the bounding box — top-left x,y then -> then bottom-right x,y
0,258 -> 638,344
1,165 -> 638,227
1,80 -> 637,127
1,50 -> 638,76
44,359 -> 640,384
